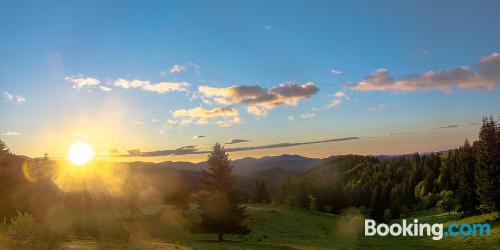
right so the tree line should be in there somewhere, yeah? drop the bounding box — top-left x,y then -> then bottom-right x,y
271,117 -> 500,220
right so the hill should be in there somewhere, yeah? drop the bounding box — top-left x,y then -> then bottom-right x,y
7,204 -> 497,249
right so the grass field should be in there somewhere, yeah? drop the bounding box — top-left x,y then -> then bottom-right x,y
1,205 -> 498,249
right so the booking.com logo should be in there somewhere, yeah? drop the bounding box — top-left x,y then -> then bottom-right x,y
365,219 -> 491,240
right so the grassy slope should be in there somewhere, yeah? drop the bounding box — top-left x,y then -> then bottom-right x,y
3,205 -> 499,249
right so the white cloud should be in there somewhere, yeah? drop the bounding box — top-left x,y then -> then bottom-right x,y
100,86 -> 112,92
65,76 -> 100,89
288,115 -> 295,121
3,92 -> 26,104
161,62 -> 201,76
113,78 -> 189,94
327,99 -> 342,108
299,112 -> 316,119
1,131 -> 19,136
171,106 -> 241,127
169,64 -> 186,74
331,69 -> 342,75
368,104 -> 399,112
327,91 -> 349,109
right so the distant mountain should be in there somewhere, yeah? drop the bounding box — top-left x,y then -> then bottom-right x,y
124,154 -> 321,191
144,154 -> 320,176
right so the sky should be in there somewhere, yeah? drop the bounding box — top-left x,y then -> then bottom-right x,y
1,0 -> 499,162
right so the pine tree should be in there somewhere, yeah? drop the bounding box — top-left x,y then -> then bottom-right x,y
474,117 -> 499,212
251,179 -> 270,204
456,139 -> 478,214
167,184 -> 190,214
195,143 -> 249,241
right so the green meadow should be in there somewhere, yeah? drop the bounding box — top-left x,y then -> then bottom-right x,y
1,204 -> 497,249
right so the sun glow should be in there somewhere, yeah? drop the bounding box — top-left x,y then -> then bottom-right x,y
67,142 -> 94,165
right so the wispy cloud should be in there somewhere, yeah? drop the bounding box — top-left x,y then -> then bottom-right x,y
368,104 -> 399,112
126,137 -> 359,157
170,106 -> 241,127
331,69 -> 342,75
0,131 -> 19,136
347,52 -> 500,93
168,64 -> 186,74
3,92 -> 25,104
225,139 -> 250,144
113,79 -> 189,94
198,82 -> 319,116
327,91 -> 349,109
192,135 -> 206,139
435,124 -> 459,130
299,112 -> 316,119
160,62 -> 200,76
100,86 -> 112,92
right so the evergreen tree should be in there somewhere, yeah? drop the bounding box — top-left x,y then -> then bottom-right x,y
167,184 -> 190,214
195,143 -> 249,241
456,139 -> 478,214
475,118 -> 499,212
250,179 -> 270,204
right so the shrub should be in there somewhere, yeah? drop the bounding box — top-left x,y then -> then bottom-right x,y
384,209 -> 392,222
400,206 -> 410,218
6,211 -> 35,240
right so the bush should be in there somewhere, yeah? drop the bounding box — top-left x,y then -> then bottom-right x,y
6,211 -> 35,240
384,209 -> 392,222
400,206 -> 410,218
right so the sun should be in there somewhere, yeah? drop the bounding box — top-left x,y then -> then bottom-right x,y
67,142 -> 94,165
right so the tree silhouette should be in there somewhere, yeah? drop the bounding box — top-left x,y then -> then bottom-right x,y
475,117 -> 499,212
195,143 -> 249,241
251,178 -> 270,204
167,184 -> 190,214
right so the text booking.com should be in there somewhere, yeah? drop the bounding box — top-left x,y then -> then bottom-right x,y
365,219 -> 491,240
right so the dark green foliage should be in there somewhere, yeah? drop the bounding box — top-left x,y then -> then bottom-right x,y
276,118 -> 500,219
251,179 -> 270,204
195,143 -> 249,241
475,117 -> 500,212
456,139 -> 479,214
166,184 -> 191,214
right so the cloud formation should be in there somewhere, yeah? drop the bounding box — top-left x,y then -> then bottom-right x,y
168,64 -> 186,74
113,79 -> 189,94
161,62 -> 200,76
327,91 -> 349,109
3,92 -> 26,104
225,139 -> 250,144
170,107 -> 241,127
0,131 -> 19,136
331,69 -> 342,75
100,86 -> 112,92
192,135 -> 206,139
435,124 -> 459,130
198,82 -> 319,116
125,136 -> 359,157
347,52 -> 500,93
65,76 -> 101,89
368,104 -> 399,112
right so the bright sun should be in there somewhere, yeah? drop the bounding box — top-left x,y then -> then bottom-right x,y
67,142 -> 94,165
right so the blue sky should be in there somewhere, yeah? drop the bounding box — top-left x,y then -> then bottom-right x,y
1,0 -> 499,161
